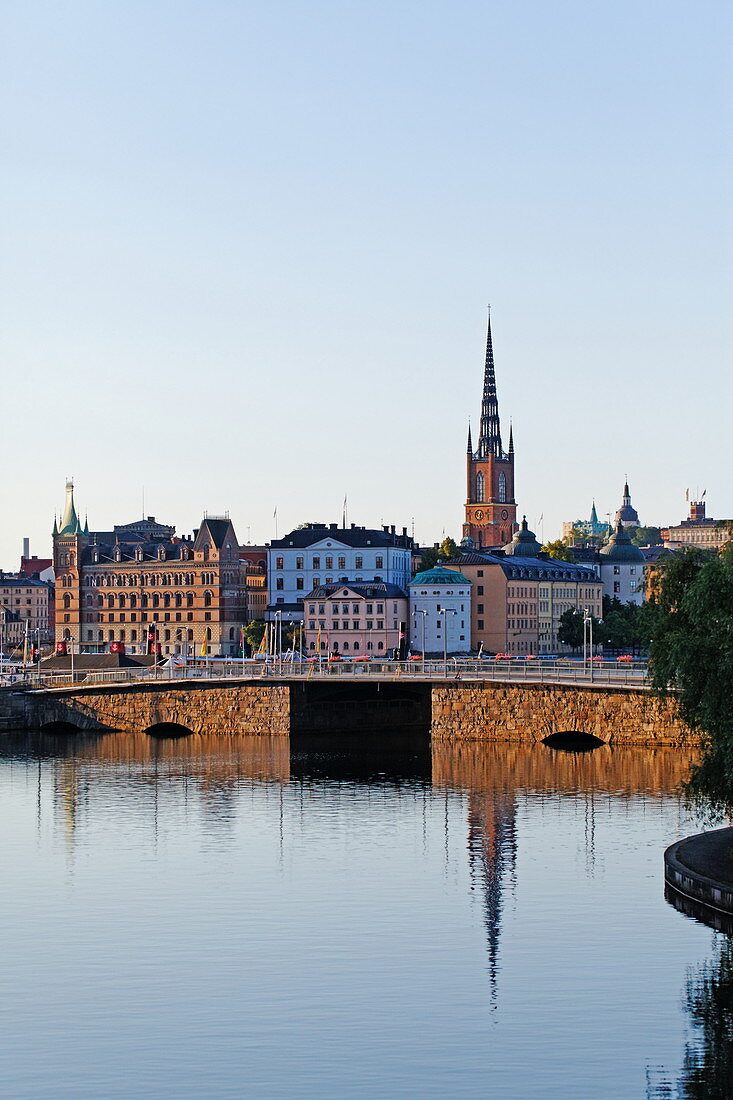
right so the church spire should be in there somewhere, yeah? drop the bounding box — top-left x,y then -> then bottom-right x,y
508,422 -> 514,454
467,422 -> 473,454
478,308 -> 503,459
59,480 -> 83,536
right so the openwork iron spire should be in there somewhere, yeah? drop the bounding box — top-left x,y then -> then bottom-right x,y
478,308 -> 503,459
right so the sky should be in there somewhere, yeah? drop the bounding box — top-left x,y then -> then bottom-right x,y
1,0 -> 731,565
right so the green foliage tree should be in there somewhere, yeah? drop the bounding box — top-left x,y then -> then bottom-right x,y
631,525 -> 661,547
420,537 -> 458,570
542,539 -> 576,563
242,620 -> 266,654
557,608 -> 584,649
649,546 -> 733,805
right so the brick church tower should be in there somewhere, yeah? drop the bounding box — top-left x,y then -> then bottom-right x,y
463,312 -> 517,548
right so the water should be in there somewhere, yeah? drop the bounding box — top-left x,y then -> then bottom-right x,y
0,730 -> 724,1098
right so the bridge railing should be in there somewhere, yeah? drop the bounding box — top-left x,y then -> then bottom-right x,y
4,656 -> 649,692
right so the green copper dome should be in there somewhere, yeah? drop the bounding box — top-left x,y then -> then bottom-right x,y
410,565 -> 470,586
599,521 -> 645,564
502,516 -> 542,557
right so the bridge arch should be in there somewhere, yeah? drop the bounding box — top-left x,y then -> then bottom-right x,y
541,731 -> 605,752
145,722 -> 193,739
40,720 -> 83,735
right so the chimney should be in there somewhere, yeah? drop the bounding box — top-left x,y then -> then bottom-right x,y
402,527 -> 407,537
22,538 -> 30,560
330,523 -> 337,530
390,525 -> 395,535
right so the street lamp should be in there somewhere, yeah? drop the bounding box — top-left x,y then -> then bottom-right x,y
583,608 -> 593,678
414,609 -> 427,674
274,610 -> 283,675
440,607 -> 457,677
299,620 -> 304,668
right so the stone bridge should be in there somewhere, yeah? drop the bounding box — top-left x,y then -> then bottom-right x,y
0,676 -> 692,746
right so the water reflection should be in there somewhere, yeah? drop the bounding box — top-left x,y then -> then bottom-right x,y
647,934 -> 733,1099
0,729 -> 708,1098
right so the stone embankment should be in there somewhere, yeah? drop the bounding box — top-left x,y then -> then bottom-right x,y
431,681 -> 691,746
665,828 -> 733,926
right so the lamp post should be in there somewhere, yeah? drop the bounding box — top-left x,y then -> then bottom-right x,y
299,620 -> 304,668
440,607 -> 457,677
274,610 -> 282,675
415,609 -> 427,674
583,608 -> 594,680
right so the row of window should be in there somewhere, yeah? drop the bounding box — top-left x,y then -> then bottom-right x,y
276,555 -> 384,570
308,640 -> 385,652
83,571 -> 221,588
75,591 -> 215,610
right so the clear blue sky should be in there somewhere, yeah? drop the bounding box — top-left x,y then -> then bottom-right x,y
1,1 -> 730,564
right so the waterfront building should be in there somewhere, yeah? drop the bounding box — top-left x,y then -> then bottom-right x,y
561,501 -> 611,544
661,498 -> 732,550
463,312 -> 517,549
598,522 -> 645,605
267,522 -> 414,623
52,481 -> 252,656
408,565 -> 472,656
0,571 -> 54,642
304,582 -> 408,656
614,482 -> 640,528
445,520 -> 602,654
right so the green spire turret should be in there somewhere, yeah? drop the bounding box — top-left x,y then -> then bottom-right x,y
59,480 -> 84,536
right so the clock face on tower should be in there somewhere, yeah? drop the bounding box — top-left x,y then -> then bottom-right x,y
501,509 -> 508,520
475,510 -> 484,520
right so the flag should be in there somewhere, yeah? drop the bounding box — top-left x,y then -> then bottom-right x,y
342,494 -> 347,528
685,488 -> 689,501
200,639 -> 207,657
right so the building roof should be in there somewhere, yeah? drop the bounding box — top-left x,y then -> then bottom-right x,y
599,522 -> 645,564
410,565 -> 471,586
445,551 -> 599,583
502,517 -> 543,557
58,480 -> 84,536
197,517 -> 232,549
306,582 -> 408,600
271,523 -> 413,550
0,573 -> 52,589
19,556 -> 53,577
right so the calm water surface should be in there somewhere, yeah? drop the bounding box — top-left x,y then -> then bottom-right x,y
0,731 -> 723,1098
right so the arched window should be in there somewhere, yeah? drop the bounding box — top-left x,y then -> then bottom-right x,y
97,594 -> 104,608
163,594 -> 171,608
130,594 -> 137,608
152,594 -> 160,608
119,594 -> 126,608
187,593 -> 194,607
229,627 -> 235,640
475,472 -> 484,503
204,591 -> 212,608
63,593 -> 71,609
353,641 -> 360,652
206,627 -> 211,641
141,594 -> 149,608
498,472 -> 507,503
107,594 -> 114,609
175,593 -> 182,607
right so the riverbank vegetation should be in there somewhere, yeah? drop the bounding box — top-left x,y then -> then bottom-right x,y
648,546 -> 733,810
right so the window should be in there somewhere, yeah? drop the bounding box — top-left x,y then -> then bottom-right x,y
477,604 -> 484,613
377,641 -> 383,651
296,557 -> 304,569
498,472 -> 507,503
296,578 -> 304,590
376,556 -> 383,569
338,556 -> 346,569
312,556 -> 320,569
276,557 -> 284,570
355,556 -> 363,569
478,619 -> 484,630
475,472 -> 484,502
313,576 -> 321,588
325,557 -> 333,569
343,642 -> 349,651
333,620 -> 339,630
276,578 -> 284,590
377,620 -> 383,630
478,570 -> 483,577
477,585 -> 484,595
352,621 -> 359,630
614,582 -> 620,593
342,604 -> 349,614
376,603 -> 383,613
366,619 -> 373,629
353,642 -> 360,651
613,566 -> 620,575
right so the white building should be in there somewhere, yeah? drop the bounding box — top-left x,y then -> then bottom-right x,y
267,522 -> 414,622
408,565 -> 472,656
598,522 -> 645,605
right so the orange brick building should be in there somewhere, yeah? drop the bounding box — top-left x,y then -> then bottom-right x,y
53,482 -> 252,657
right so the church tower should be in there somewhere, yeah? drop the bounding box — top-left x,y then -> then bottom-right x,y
463,312 -> 517,548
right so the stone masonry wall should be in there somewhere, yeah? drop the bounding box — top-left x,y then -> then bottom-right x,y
10,680 -> 290,736
431,682 -> 693,746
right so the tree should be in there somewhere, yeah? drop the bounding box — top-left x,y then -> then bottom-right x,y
542,539 -> 576,563
649,546 -> 733,804
420,536 -> 458,570
631,526 -> 661,547
242,620 -> 266,654
557,608 -> 584,649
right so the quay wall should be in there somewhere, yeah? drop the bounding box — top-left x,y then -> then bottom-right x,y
430,681 -> 692,746
1,676 -> 695,746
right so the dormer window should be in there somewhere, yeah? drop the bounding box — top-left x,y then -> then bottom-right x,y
135,547 -> 143,562
158,546 -> 166,561
93,550 -> 99,564
114,547 -> 122,562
